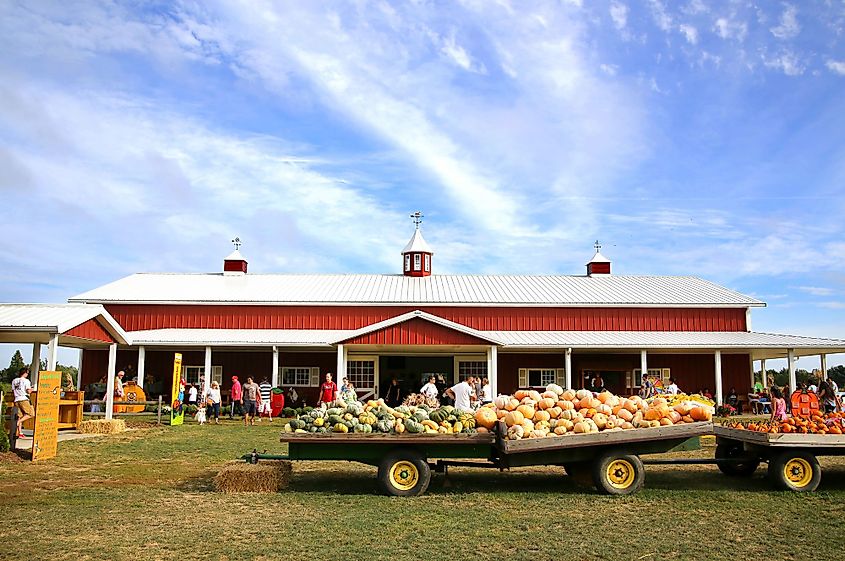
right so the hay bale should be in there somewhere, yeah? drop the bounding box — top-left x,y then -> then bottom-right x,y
78,419 -> 127,434
214,460 -> 292,493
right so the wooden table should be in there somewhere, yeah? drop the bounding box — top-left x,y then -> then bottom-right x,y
10,391 -> 85,431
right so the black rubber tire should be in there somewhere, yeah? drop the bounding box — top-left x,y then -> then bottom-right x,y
377,448 -> 431,497
715,442 -> 760,477
768,451 -> 821,492
592,452 -> 645,495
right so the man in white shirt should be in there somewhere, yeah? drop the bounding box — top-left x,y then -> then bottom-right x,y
420,375 -> 439,400
446,376 -> 475,412
666,378 -> 680,395
12,367 -> 34,438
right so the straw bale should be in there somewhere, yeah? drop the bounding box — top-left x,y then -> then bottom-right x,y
214,460 -> 292,493
78,419 -> 127,434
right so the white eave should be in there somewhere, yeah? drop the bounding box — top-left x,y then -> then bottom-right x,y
331,310 -> 503,345
0,303 -> 130,345
401,229 -> 433,254
586,250 -> 611,264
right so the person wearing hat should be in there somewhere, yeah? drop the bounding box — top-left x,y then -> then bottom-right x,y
115,370 -> 125,400
229,375 -> 243,419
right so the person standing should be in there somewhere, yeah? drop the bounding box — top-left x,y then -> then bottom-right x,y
318,373 -> 338,407
115,371 -> 125,401
286,386 -> 299,408
445,376 -> 475,413
241,377 -> 261,426
187,383 -> 198,406
639,375 -> 655,399
817,380 -> 837,414
666,378 -> 680,395
480,377 -> 492,404
420,375 -> 439,401
206,381 -> 222,424
258,378 -> 273,422
339,377 -> 357,403
770,386 -> 788,422
12,367 -> 34,438
229,375 -> 243,419
384,377 -> 402,407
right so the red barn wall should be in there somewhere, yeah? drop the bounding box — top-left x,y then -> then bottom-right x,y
105,304 -> 747,332
64,319 -> 114,343
342,318 -> 491,345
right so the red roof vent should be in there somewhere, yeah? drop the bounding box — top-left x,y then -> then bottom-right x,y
224,237 -> 248,276
586,241 -> 611,276
402,212 -> 433,277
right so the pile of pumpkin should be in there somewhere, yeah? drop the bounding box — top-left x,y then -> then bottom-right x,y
284,398 -> 477,435
472,385 -> 714,440
721,412 -> 844,434
655,392 -> 715,408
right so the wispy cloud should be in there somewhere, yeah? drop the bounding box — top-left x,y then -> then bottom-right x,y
827,60 -> 845,75
770,4 -> 800,40
609,2 -> 628,31
714,17 -> 748,41
796,286 -> 835,297
763,51 -> 804,76
679,24 -> 698,44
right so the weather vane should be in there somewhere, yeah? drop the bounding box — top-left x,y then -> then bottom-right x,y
594,240 -> 601,252
232,237 -> 242,251
410,211 -> 424,229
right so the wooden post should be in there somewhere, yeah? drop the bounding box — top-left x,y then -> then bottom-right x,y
47,333 -> 59,371
714,350 -> 723,407
137,346 -> 146,388
105,343 -> 117,421
565,348 -> 573,390
787,349 -> 796,392
820,353 -> 828,382
157,395 -> 163,425
272,346 -> 279,387
8,402 -> 17,450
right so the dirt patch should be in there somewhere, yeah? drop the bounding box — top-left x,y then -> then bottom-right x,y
0,451 -> 26,463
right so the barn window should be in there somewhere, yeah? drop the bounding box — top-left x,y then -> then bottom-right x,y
414,253 -> 421,271
424,254 -> 430,272
404,254 -> 410,272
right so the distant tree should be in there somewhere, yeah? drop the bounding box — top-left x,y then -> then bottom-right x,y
1,350 -> 26,383
37,358 -> 79,389
828,365 -> 845,388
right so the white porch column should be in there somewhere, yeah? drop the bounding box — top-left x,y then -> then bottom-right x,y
137,346 -> 146,388
105,343 -> 117,420
76,349 -> 84,390
271,346 -> 279,387
714,350 -> 723,406
820,353 -> 828,383
787,349 -> 796,392
760,358 -> 767,388
47,333 -> 59,371
203,346 -> 212,397
30,342 -> 41,385
640,350 -> 648,381
565,348 -> 573,390
489,346 -> 498,397
336,344 -> 345,381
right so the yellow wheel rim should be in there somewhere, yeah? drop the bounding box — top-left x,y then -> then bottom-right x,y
388,461 -> 419,491
783,458 -> 813,488
606,459 -> 636,489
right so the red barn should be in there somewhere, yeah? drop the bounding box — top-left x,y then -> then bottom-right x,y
69,229 -> 845,408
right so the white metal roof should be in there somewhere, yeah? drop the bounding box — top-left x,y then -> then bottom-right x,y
0,303 -> 129,345
401,229 -> 433,254
69,273 -> 763,307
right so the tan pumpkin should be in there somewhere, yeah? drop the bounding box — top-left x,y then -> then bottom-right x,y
623,399 -> 639,414
533,409 -> 551,423
476,427 -> 489,434
632,411 -> 644,427
573,421 -> 590,434
596,404 -> 613,416
660,417 -> 674,426
558,419 -> 574,431
559,400 -> 575,411
545,383 -> 564,396
496,409 -> 507,419
592,413 -> 608,430
620,421 -> 634,430
561,389 -> 577,401
475,407 -> 498,430
528,390 -> 542,403
604,419 -> 617,430
520,418 -> 535,433
669,411 -> 682,424
516,404 -> 536,420
674,403 -> 691,416
538,397 -> 556,410
617,408 -> 634,422
575,389 -> 592,400
554,425 -> 568,435
504,410 -> 525,426
505,398 -> 520,411
494,395 -> 510,410
682,414 -> 694,423
541,390 -> 558,400
547,406 -> 562,419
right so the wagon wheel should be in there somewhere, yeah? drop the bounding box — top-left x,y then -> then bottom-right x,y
768,451 -> 821,492
592,451 -> 645,496
715,441 -> 760,477
377,448 -> 431,497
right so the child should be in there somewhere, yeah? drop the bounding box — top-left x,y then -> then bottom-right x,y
770,386 -> 787,422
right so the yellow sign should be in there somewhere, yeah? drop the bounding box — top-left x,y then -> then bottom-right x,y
32,370 -> 61,461
170,353 -> 184,426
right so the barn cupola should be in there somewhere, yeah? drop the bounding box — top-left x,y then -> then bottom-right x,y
586,240 -> 611,276
401,211 -> 433,277
223,237 -> 248,276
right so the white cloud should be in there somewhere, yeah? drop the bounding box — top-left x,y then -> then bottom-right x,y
770,4 -> 800,39
819,301 -> 845,309
648,0 -> 673,32
600,63 -> 619,76
682,0 -> 708,15
679,24 -> 698,44
826,60 -> 845,75
763,51 -> 804,76
714,17 -> 748,41
796,286 -> 835,296
609,2 -> 628,30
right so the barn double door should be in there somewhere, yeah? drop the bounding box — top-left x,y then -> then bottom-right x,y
346,356 -> 378,401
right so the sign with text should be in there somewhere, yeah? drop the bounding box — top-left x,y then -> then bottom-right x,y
170,353 -> 185,426
32,370 -> 61,461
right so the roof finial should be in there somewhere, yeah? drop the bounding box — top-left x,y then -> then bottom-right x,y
594,239 -> 601,252
232,237 -> 242,251
410,211 -> 424,230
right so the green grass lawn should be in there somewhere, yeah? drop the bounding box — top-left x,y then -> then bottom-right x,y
1,419 -> 844,561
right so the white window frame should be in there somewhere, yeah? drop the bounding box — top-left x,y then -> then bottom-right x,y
182,365 -> 222,386
346,355 -> 379,400
518,367 -> 566,389
279,366 -> 320,387
453,355 -> 487,385
424,254 -> 430,272
632,368 -> 669,388
413,253 -> 421,271
404,254 -> 410,272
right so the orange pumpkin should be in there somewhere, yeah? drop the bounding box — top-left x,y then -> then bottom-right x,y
496,409 -> 507,419
538,397 -> 556,410
505,398 -> 520,411
547,406 -> 562,419
475,407 -> 498,429
504,410 -> 525,426
559,400 -> 575,411
617,408 -> 634,422
689,407 -> 711,422
669,411 -> 682,424
514,390 -> 529,401
673,403 -> 691,416
533,410 -> 551,423
644,408 -> 662,421
528,390 -> 542,402
516,404 -> 536,420
541,391 -> 558,400
561,389 -> 577,402
623,400 -> 638,413
596,404 -> 613,416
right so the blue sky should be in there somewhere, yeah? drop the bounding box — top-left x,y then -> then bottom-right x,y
1,0 -> 844,369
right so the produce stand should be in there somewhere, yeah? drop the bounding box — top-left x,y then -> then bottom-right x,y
256,422 -> 713,497
7,390 -> 85,431
713,425 -> 845,492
